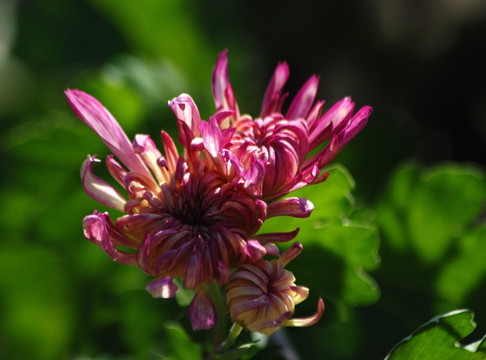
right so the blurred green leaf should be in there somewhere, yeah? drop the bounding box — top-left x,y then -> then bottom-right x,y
260,165 -> 380,308
0,246 -> 75,360
161,323 -> 201,360
385,309 -> 486,359
407,165 -> 485,263
435,227 -> 486,304
90,0 -> 215,87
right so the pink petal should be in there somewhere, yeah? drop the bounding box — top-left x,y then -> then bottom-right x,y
133,134 -> 165,184
286,75 -> 320,120
261,62 -> 290,117
337,105 -> 372,149
161,131 -> 179,173
168,93 -> 201,137
284,298 -> 325,327
309,97 -> 355,150
244,240 -> 267,262
189,288 -> 217,330
65,89 -> 151,179
279,242 -> 303,266
253,228 -> 300,244
267,197 -> 314,218
145,276 -> 178,299
199,117 -> 222,157
83,212 -> 137,265
212,50 -> 239,118
81,155 -> 126,212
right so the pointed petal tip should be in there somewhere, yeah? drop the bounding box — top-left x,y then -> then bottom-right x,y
285,297 -> 325,328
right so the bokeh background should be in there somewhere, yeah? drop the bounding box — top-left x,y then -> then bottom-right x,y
1,0 -> 485,359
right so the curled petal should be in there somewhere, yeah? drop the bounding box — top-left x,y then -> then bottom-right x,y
267,197 -> 314,218
244,240 -> 267,262
81,155 -> 126,212
145,276 -> 178,299
284,298 -> 325,328
65,89 -> 151,179
189,288 -> 217,330
168,93 -> 201,137
83,212 -> 136,265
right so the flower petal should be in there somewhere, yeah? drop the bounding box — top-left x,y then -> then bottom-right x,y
267,197 -> 314,218
168,93 -> 201,137
65,89 -> 151,179
189,288 -> 217,330
212,49 -> 239,121
81,155 -> 126,212
145,276 -> 178,299
286,75 -> 319,120
83,212 -> 137,265
337,105 -> 372,149
284,297 -> 325,328
261,62 -> 290,117
244,240 -> 267,262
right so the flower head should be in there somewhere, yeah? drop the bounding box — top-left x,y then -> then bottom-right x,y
225,242 -> 324,335
66,89 -> 304,330
200,50 -> 372,199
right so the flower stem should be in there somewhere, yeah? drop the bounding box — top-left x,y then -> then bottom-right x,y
218,322 -> 243,352
206,281 -> 228,349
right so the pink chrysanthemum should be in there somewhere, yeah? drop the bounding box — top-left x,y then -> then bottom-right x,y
199,49 -> 372,199
66,89 -> 310,330
226,243 -> 324,335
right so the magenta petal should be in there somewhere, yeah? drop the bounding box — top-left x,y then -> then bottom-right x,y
199,117 -> 222,157
189,289 -> 217,330
65,89 -> 151,179
211,50 -> 239,117
168,93 -> 201,137
267,197 -> 314,218
212,49 -> 230,110
83,212 -> 137,265
279,242 -> 303,266
145,276 -> 178,299
261,62 -> 290,117
253,228 -> 300,244
286,75 -> 320,120
244,240 -> 267,262
81,155 -> 126,212
337,105 -> 372,149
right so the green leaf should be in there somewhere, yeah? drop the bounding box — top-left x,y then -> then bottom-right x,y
161,323 -> 202,360
385,309 -> 486,359
407,165 -> 486,263
260,165 -> 380,308
435,227 -> 486,304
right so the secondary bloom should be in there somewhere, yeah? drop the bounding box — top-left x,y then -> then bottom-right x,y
197,49 -> 372,199
66,89 -> 309,330
225,242 -> 324,335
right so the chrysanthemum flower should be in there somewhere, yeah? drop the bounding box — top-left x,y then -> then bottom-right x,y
225,242 -> 324,335
197,49 -> 372,199
66,89 -> 310,330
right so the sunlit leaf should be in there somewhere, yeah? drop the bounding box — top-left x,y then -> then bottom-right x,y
385,309 -> 486,359
260,165 -> 380,307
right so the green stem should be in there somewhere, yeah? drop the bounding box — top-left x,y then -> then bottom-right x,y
218,322 -> 243,352
206,281 -> 228,349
